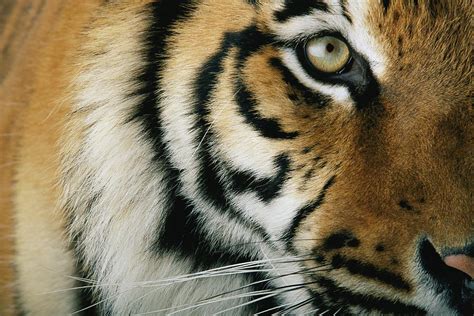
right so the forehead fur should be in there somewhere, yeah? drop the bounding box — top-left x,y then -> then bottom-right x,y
371,0 -> 472,86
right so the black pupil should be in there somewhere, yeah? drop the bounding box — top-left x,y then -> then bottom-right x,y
326,43 -> 335,53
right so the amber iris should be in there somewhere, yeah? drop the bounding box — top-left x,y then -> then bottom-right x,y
305,36 -> 350,73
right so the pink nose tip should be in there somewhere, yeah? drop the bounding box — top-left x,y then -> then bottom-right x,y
444,255 -> 474,279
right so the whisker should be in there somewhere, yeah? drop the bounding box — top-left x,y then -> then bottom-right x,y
133,265 -> 324,314
200,280 -> 320,316
211,283 -> 314,316
254,302 -> 293,315
189,86 -> 237,164
300,307 -> 320,315
36,265 -> 100,285
42,267 -> 276,295
279,296 -> 315,314
67,252 -> 325,314
71,281 -> 174,316
136,290 -> 272,315
132,283 -> 270,315
137,272 -> 324,316
224,237 -> 324,249
137,254 -> 314,286
127,283 -> 182,313
197,264 -> 331,304
41,256 -> 320,295
68,255 -> 316,313
211,292 -> 281,316
259,244 -> 288,289
71,292 -> 117,315
39,283 -> 118,295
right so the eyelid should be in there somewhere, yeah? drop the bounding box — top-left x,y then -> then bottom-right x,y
275,29 -> 344,49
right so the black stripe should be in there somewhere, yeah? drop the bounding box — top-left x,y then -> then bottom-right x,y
75,255 -> 100,315
269,57 -> 329,109
155,194 -> 279,314
274,0 -> 329,23
235,77 -> 299,139
193,32 -> 238,210
131,0 -> 198,160
340,0 -> 353,24
156,191 -> 259,269
191,26 -> 297,216
382,0 -> 390,13
133,0 -> 270,265
128,6 -> 279,314
130,0 -> 248,264
316,277 -> 425,314
330,254 -> 411,291
13,254 -> 27,316
124,2 -> 302,312
226,154 -> 291,202
285,176 -> 335,243
71,191 -> 101,314
129,0 -> 269,256
234,26 -> 299,140
124,0 -> 271,259
191,28 -> 286,221
64,189 -> 102,314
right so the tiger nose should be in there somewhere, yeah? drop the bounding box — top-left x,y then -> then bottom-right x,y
418,239 -> 473,283
444,255 -> 474,279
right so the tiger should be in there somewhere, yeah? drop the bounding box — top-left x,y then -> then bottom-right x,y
0,0 -> 472,315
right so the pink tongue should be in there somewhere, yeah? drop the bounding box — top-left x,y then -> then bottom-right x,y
444,255 -> 474,279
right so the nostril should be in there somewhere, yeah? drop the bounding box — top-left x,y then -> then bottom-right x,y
444,255 -> 474,279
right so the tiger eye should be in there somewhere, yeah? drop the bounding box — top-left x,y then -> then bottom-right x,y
305,36 -> 350,73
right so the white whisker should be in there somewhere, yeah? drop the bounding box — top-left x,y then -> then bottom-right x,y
280,296 -> 315,314
40,256 -> 316,296
254,302 -> 293,315
212,283 -> 307,316
301,307 -> 320,315
189,86 -> 239,163
211,292 -> 280,316
137,289 -> 272,315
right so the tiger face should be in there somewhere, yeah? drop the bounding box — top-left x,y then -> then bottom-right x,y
114,0 -> 470,314
10,0 -> 472,315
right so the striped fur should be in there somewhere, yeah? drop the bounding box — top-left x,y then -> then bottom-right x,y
2,0 -> 472,315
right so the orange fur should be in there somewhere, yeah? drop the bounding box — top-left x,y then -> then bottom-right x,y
0,1 -> 104,314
